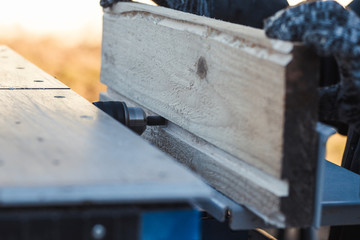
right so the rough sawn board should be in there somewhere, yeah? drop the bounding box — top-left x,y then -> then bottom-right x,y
101,2 -> 319,227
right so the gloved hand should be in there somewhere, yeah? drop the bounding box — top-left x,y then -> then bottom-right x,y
264,1 -> 360,133
100,0 -> 288,28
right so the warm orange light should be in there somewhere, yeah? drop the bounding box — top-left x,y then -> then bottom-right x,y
326,134 -> 347,166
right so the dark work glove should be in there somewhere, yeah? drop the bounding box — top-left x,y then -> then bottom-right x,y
153,0 -> 288,28
264,1 -> 360,133
101,0 -> 289,28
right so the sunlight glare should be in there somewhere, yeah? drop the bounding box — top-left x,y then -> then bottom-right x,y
132,0 -> 157,6
0,0 -> 354,46
0,0 -> 102,44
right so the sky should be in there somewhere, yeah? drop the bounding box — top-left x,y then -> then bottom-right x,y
0,0 -> 353,44
0,0 -> 103,44
0,0 -> 157,45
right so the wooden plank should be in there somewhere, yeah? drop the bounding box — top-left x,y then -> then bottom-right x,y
0,89 -> 211,206
0,45 -> 68,89
101,3 -> 319,227
101,89 -> 289,227
101,2 -> 318,178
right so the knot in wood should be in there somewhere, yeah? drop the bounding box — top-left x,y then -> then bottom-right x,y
197,57 -> 208,79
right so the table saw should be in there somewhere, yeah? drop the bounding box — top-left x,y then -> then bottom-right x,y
1,1 -> 360,239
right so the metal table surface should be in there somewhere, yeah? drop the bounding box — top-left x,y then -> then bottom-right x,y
196,124 -> 360,231
321,161 -> 360,226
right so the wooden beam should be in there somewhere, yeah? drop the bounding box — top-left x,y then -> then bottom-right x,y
101,3 -> 319,227
101,89 -> 289,226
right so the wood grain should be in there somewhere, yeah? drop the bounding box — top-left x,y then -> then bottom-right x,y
0,46 -> 211,207
101,3 -> 318,178
101,89 -> 289,227
101,3 -> 319,226
0,45 -> 68,89
0,89 -> 211,206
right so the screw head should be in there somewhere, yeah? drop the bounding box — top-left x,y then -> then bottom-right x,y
92,224 -> 106,239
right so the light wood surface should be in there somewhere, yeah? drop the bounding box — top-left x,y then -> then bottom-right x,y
0,46 -> 68,89
101,2 -> 319,226
101,89 -> 289,226
0,45 -> 211,207
101,2 -> 317,178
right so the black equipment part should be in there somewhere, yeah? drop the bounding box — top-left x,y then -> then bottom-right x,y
93,101 -> 166,135
0,204 -> 190,240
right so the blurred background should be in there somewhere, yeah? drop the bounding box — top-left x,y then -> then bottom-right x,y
0,0 -> 352,164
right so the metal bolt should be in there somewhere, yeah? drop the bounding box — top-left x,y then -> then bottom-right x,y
93,101 -> 167,135
91,224 -> 106,240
